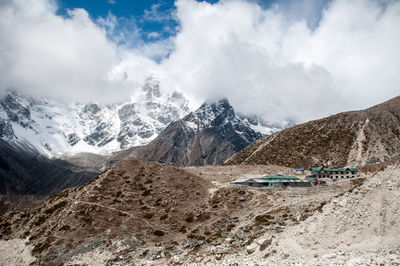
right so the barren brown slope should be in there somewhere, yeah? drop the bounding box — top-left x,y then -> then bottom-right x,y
0,159 -> 374,265
225,96 -> 400,168
0,160 -> 211,264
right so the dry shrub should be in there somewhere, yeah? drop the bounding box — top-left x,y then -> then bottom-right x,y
144,213 -> 154,219
185,215 -> 194,223
153,230 -> 165,236
44,200 -> 68,215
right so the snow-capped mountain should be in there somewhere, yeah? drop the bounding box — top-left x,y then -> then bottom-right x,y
0,78 -> 191,157
118,98 -> 292,166
0,77 -> 293,160
183,98 -> 289,142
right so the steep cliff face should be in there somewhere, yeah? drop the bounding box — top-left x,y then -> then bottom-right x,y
224,96 -> 400,168
118,99 -> 287,166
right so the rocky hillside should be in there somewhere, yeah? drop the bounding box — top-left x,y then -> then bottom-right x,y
115,99 -> 285,166
225,96 -> 400,168
0,160 -> 212,264
269,164 -> 400,262
3,159 -> 397,265
0,140 -> 97,215
0,159 -> 364,265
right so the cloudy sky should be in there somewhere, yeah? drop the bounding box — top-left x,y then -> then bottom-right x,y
0,0 -> 399,122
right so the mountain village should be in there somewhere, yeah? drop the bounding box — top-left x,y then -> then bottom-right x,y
232,167 -> 359,188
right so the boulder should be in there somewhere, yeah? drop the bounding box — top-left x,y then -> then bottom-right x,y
172,256 -> 180,263
235,229 -> 245,240
246,244 -> 257,254
225,238 -> 233,243
257,235 -> 273,249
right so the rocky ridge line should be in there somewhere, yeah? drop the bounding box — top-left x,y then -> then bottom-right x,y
225,96 -> 400,168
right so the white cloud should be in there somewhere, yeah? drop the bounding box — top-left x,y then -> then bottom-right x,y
0,0 -> 399,122
282,0 -> 400,110
161,0 -> 342,121
148,32 -> 160,39
160,0 -> 400,121
96,13 -> 143,48
142,3 -> 176,23
0,0 -> 154,103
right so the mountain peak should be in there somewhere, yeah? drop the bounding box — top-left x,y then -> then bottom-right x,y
143,77 -> 161,100
120,98 -> 289,166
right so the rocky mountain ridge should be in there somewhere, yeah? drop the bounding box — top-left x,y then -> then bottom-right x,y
114,99 -> 288,166
225,96 -> 400,168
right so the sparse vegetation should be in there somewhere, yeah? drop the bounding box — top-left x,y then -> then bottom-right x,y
144,212 -> 154,219
254,213 -> 274,225
154,198 -> 162,206
59,225 -> 70,231
34,216 -> 47,226
32,241 -> 50,254
0,221 -> 12,235
213,231 -> 222,239
142,189 -> 151,196
44,200 -> 68,215
185,215 -> 194,223
187,234 -> 206,241
226,224 -> 235,231
153,230 -> 165,236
